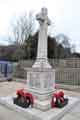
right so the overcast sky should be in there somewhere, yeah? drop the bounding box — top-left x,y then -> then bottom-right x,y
0,0 -> 80,52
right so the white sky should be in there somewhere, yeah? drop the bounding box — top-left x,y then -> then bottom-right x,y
0,0 -> 80,52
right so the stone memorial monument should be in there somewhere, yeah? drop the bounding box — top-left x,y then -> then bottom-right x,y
26,7 -> 55,110
0,7 -> 79,120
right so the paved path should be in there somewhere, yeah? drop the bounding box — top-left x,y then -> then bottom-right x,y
61,102 -> 80,120
0,101 -> 80,120
0,82 -> 27,120
0,81 -> 80,120
0,104 -> 27,120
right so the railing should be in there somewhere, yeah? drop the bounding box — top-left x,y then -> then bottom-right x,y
19,58 -> 80,68
55,68 -> 80,85
13,58 -> 80,86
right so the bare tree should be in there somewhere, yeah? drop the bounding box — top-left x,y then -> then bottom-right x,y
56,34 -> 71,48
7,11 -> 36,61
10,12 -> 36,45
71,44 -> 76,53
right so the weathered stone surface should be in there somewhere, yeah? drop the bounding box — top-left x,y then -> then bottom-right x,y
32,7 -> 51,68
0,96 -> 79,120
26,68 -> 55,101
26,8 -> 55,110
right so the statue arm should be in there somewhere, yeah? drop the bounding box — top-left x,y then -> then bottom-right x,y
36,13 -> 45,22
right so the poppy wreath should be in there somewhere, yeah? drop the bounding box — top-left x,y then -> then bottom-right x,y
51,91 -> 68,108
13,89 -> 34,108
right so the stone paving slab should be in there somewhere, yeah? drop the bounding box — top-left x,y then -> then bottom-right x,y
0,81 -> 26,97
61,114 -> 80,120
61,102 -> 80,120
0,105 -> 27,120
0,81 -> 80,120
0,96 -> 79,120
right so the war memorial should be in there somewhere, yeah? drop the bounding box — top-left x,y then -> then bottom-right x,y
0,7 -> 79,120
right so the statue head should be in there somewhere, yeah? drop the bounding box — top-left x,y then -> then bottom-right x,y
41,7 -> 48,17
36,7 -> 50,25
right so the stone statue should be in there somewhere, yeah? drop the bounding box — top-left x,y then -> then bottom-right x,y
36,7 -> 50,25
32,7 -> 51,68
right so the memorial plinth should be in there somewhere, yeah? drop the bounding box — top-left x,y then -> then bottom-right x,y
26,7 -> 55,110
26,68 -> 55,100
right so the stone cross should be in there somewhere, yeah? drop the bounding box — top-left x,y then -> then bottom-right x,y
36,7 -> 50,60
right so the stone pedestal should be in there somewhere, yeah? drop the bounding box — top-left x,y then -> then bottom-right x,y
26,67 -> 55,100
25,67 -> 55,110
32,58 -> 52,68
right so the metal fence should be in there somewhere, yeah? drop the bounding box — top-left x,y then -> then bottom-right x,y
13,58 -> 80,86
55,68 -> 80,85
